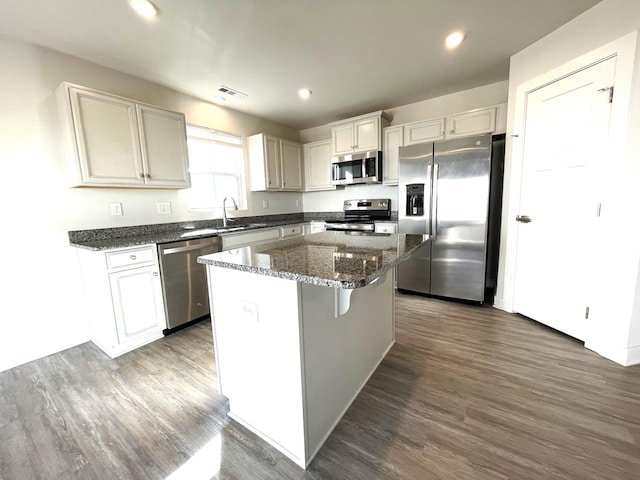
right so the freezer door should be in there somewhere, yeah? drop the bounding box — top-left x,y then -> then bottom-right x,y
397,240 -> 431,294
430,135 -> 491,301
398,142 -> 433,235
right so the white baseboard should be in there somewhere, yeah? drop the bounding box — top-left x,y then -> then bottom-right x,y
492,295 -> 514,313
585,341 -> 640,366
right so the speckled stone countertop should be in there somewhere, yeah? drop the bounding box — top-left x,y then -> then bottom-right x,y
198,231 -> 427,289
68,214 -> 314,251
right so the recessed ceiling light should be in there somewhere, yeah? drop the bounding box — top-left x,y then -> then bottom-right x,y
298,88 -> 312,99
130,0 -> 158,19
445,31 -> 465,49
212,96 -> 226,105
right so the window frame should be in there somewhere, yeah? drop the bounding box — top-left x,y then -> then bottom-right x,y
184,124 -> 247,212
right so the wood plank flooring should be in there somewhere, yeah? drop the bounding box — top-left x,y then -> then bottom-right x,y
1,293 -> 639,479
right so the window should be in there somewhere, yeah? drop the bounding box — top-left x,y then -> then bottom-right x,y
185,124 -> 246,210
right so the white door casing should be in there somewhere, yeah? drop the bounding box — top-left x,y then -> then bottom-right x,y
512,57 -> 615,341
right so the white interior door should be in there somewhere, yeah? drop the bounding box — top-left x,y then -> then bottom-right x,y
513,57 -> 615,341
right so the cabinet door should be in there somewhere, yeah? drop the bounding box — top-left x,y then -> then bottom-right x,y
264,135 -> 282,190
404,118 -> 445,145
304,140 -> 334,191
332,123 -> 355,155
446,107 -> 496,139
383,126 -> 402,185
109,265 -> 166,346
69,87 -> 144,185
280,140 -> 303,191
137,105 -> 191,188
354,117 -> 379,152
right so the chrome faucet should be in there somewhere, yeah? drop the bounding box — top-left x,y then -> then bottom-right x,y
222,197 -> 238,227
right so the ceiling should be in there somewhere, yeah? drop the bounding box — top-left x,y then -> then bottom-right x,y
0,0 -> 602,130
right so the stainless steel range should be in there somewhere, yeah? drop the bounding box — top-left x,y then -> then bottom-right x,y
325,199 -> 391,232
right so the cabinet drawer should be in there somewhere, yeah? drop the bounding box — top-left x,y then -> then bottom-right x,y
374,222 -> 397,234
280,224 -> 303,238
106,246 -> 156,270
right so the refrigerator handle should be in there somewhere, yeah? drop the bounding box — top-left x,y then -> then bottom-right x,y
431,163 -> 438,238
426,164 -> 432,234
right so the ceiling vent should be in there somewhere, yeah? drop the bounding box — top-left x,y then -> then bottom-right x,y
218,85 -> 248,99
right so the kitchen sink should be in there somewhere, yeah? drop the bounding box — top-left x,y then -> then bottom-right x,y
179,223 -> 272,237
180,228 -> 219,237
245,223 -> 270,228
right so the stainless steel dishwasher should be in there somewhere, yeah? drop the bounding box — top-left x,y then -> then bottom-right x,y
157,236 -> 222,333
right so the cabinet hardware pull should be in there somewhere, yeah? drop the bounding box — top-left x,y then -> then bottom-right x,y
450,130 -> 454,134
130,255 -> 137,260
516,215 -> 532,223
153,272 -> 158,277
139,173 -> 145,179
146,173 -> 151,179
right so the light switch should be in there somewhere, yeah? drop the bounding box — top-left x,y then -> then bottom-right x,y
262,200 -> 269,209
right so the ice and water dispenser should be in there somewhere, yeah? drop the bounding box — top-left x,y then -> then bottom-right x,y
405,184 -> 425,216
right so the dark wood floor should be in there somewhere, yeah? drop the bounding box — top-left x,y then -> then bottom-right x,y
1,294 -> 639,479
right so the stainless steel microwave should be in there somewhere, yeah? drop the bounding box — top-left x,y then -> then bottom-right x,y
331,151 -> 382,186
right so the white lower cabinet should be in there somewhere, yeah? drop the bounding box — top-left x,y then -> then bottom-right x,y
109,265 -> 166,347
280,224 -> 304,239
304,221 -> 326,235
222,227 -> 281,250
374,222 -> 397,234
77,245 -> 166,358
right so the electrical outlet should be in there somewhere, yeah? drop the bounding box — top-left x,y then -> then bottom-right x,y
157,202 -> 171,215
295,199 -> 300,208
262,200 -> 269,209
110,203 -> 123,216
238,300 -> 259,322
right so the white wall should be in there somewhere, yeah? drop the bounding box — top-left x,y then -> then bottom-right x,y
0,34 -> 302,372
300,81 -> 508,211
496,0 -> 640,365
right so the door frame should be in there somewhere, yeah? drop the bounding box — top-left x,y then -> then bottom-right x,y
495,31 -> 637,317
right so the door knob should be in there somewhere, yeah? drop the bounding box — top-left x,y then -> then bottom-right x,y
516,215 -> 532,223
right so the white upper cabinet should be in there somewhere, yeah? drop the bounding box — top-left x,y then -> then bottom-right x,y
404,118 -> 446,145
137,104 -> 190,188
383,126 -> 403,185
330,111 -> 390,156
280,139 -> 304,191
303,139 -> 334,191
446,106 -> 497,139
56,82 -> 190,188
248,133 -> 303,191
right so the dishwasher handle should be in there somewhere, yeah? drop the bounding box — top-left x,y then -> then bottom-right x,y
161,241 -> 221,255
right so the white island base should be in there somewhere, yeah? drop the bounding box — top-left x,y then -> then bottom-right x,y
206,265 -> 395,468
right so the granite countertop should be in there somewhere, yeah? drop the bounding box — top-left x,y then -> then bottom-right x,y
197,231 -> 428,289
68,216 -> 315,251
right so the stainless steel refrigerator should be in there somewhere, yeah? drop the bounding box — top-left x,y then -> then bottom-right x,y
397,134 -> 504,302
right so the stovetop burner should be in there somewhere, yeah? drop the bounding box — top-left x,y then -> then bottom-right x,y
325,198 -> 391,232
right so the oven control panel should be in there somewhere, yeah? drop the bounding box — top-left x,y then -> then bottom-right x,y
343,199 -> 390,211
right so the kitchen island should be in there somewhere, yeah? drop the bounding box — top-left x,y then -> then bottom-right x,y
198,231 -> 427,468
